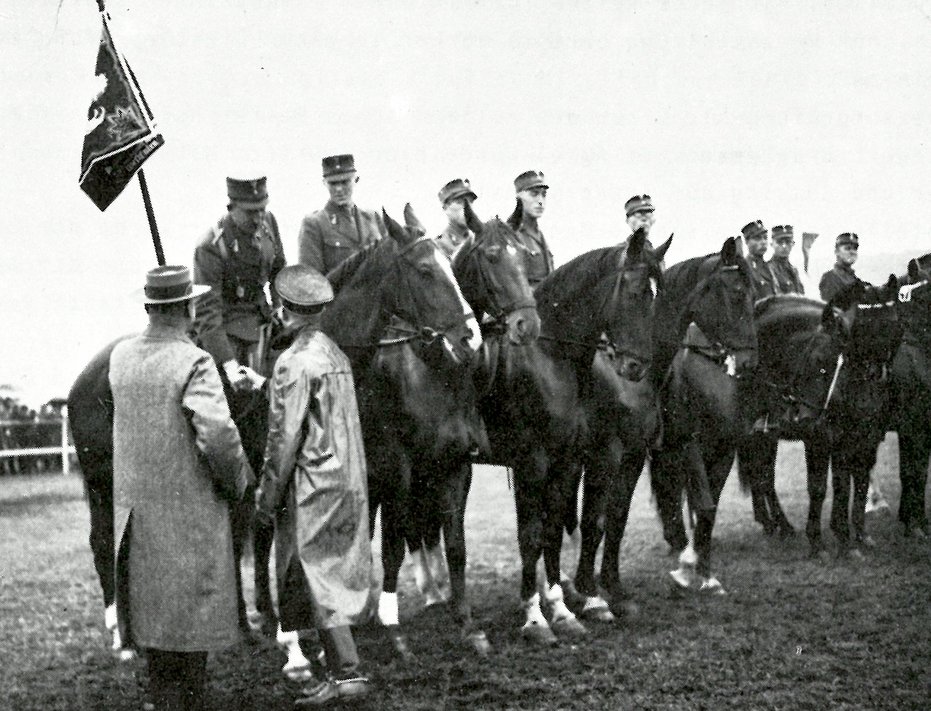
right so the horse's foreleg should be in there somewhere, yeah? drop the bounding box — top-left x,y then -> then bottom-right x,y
252,516 -> 276,635
598,448 -> 645,611
804,436 -> 830,556
574,464 -> 605,600
691,444 -> 732,594
87,476 -> 121,651
229,493 -> 253,634
650,447 -> 689,555
898,428 -> 931,534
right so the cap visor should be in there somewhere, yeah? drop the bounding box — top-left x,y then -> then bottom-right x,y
134,284 -> 211,304
324,171 -> 357,182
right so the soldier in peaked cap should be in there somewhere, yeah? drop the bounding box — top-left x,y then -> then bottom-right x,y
298,154 -> 387,277
769,225 -> 805,295
819,232 -> 860,303
112,265 -> 254,711
509,170 -> 554,286
193,176 -> 286,391
741,220 -> 777,301
256,264 -> 372,707
435,178 -> 478,259
624,194 -> 658,250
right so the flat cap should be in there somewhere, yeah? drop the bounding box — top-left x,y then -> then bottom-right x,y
772,225 -> 795,243
275,264 -> 334,312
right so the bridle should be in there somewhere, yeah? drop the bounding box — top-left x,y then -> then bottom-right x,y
458,232 -> 536,333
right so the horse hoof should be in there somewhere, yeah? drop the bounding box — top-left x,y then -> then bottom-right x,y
464,630 -> 492,656
385,626 -> 416,662
117,648 -> 137,663
580,597 -> 615,623
698,577 -> 727,596
551,614 -> 588,639
283,664 -> 316,683
668,568 -> 695,591
612,599 -> 640,619
521,621 -> 557,646
856,535 -> 877,550
559,579 -> 587,608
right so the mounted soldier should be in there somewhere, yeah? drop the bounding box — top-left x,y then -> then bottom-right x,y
297,154 -> 387,275
192,176 -> 286,390
769,225 -> 805,295
435,178 -> 478,259
508,170 -> 554,286
742,220 -> 777,301
819,232 -> 860,302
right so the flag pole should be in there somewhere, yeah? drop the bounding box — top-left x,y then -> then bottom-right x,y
138,170 -> 165,265
95,0 -> 166,266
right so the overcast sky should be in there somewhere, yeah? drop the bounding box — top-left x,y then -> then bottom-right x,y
2,0 -> 931,405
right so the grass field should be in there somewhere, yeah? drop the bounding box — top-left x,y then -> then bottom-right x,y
1,436 -> 929,710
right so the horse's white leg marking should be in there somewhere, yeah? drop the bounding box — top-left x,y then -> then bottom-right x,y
277,624 -> 312,677
425,543 -> 450,602
521,591 -> 549,629
377,591 -> 400,627
544,583 -> 579,624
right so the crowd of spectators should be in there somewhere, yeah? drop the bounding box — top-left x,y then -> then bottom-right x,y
0,397 -> 71,475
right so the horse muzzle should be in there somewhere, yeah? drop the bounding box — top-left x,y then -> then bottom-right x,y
506,307 -> 541,346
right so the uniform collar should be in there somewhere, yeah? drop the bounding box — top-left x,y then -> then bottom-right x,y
444,221 -> 470,239
325,200 -> 355,215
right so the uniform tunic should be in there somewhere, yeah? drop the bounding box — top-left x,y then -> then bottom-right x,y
770,256 -> 805,295
193,212 -> 286,365
436,222 -> 472,259
515,218 -> 554,285
748,254 -> 778,301
111,324 -> 254,652
257,327 -> 371,631
819,263 -> 858,303
298,200 -> 387,276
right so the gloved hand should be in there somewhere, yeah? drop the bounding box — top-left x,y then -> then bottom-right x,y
222,360 -> 248,390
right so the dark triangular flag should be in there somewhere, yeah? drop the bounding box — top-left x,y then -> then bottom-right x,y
79,15 -> 163,211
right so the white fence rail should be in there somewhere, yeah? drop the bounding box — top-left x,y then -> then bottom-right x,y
0,408 -> 76,475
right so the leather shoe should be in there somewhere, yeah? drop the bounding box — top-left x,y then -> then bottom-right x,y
295,676 -> 371,707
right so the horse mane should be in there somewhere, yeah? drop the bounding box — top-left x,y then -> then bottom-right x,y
326,241 -> 380,294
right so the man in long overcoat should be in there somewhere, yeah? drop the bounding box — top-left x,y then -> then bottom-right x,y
297,154 -> 387,275
111,265 -> 254,711
257,264 -> 372,707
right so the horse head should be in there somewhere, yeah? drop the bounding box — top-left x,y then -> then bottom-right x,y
534,227 -> 667,382
683,236 -> 758,370
380,205 -> 483,368
451,200 -> 540,345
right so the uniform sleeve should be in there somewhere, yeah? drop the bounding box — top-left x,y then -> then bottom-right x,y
182,355 -> 254,501
265,212 -> 287,309
298,215 -> 325,272
257,360 -> 312,516
193,234 -> 237,365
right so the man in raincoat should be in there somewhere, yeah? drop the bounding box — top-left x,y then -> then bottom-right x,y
256,263 -> 372,707
111,265 -> 254,711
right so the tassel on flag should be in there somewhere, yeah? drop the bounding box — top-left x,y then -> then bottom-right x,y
79,11 -> 163,212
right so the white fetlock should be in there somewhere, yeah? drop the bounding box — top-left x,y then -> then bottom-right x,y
276,625 -> 312,674
544,583 -> 576,624
521,592 -> 548,628
377,591 -> 400,627
582,595 -> 610,613
582,595 -> 616,622
679,541 -> 698,568
104,604 -> 124,651
412,549 -> 431,598
698,576 -> 727,595
669,566 -> 696,590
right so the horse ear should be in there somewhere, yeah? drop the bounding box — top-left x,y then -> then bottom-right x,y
403,203 -> 427,237
721,236 -> 738,265
383,208 -> 407,244
885,273 -> 899,296
506,198 -> 523,231
463,199 -> 484,236
908,259 -> 920,283
625,227 -> 646,263
653,232 -> 673,262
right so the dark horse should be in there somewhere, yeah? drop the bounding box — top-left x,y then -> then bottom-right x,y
891,257 -> 931,538
650,237 -> 758,594
68,336 -> 275,658
741,277 -> 902,557
477,228 -> 665,644
322,205 -> 491,657
395,204 -> 543,611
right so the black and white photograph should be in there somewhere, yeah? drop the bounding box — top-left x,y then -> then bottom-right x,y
1,1 -> 929,709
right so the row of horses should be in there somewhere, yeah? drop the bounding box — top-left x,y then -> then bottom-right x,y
67,202 -> 930,664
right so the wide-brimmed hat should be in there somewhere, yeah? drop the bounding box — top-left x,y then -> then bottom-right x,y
625,194 -> 655,217
227,176 -> 269,209
275,264 -> 334,312
772,225 -> 795,243
836,232 -> 859,248
741,220 -> 768,241
322,154 -> 357,181
514,170 -> 548,193
438,178 -> 478,205
135,265 -> 210,304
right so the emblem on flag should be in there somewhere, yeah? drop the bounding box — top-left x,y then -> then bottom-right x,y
79,16 -> 163,211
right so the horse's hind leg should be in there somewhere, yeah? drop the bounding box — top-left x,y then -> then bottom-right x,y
252,515 -> 276,636
740,434 -> 776,534
649,446 -> 689,555
759,436 -> 794,536
574,459 -> 606,602
229,494 -> 253,636
86,473 -> 119,649
692,446 -> 731,593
